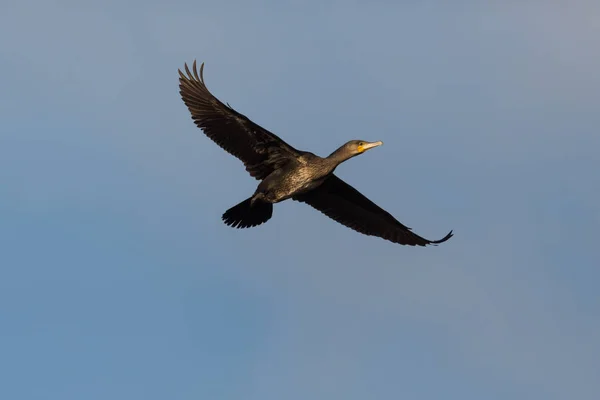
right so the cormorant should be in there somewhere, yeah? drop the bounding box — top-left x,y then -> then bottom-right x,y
178,61 -> 453,246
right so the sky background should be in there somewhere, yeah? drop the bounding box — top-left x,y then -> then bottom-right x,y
1,1 -> 599,399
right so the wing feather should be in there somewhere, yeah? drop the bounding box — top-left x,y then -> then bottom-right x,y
294,175 -> 453,246
178,61 -> 301,179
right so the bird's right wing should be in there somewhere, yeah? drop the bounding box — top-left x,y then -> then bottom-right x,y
293,175 -> 453,246
178,61 -> 302,180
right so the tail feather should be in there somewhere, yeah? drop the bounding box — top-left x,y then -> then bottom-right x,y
222,198 -> 273,229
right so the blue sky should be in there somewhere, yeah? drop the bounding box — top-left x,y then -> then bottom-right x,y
1,1 -> 599,399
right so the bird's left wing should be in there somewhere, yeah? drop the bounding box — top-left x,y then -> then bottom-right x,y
293,175 -> 453,246
178,61 -> 302,180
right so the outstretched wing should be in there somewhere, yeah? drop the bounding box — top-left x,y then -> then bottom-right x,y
294,175 -> 453,246
178,61 -> 302,180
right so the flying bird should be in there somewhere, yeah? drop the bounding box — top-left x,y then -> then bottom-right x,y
178,61 -> 453,246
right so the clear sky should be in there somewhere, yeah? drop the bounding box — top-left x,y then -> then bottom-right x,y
1,1 -> 599,399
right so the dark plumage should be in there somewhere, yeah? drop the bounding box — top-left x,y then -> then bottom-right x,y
178,61 -> 453,246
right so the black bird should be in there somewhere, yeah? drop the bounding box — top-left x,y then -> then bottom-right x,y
178,61 -> 453,246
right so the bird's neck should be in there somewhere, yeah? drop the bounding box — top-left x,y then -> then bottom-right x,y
326,146 -> 355,166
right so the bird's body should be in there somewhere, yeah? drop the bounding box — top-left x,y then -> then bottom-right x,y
178,61 -> 453,246
254,152 -> 330,203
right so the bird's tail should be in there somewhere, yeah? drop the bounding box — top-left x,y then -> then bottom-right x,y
222,197 -> 273,229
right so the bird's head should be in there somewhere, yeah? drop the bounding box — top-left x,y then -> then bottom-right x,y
344,140 -> 384,156
328,140 -> 384,164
